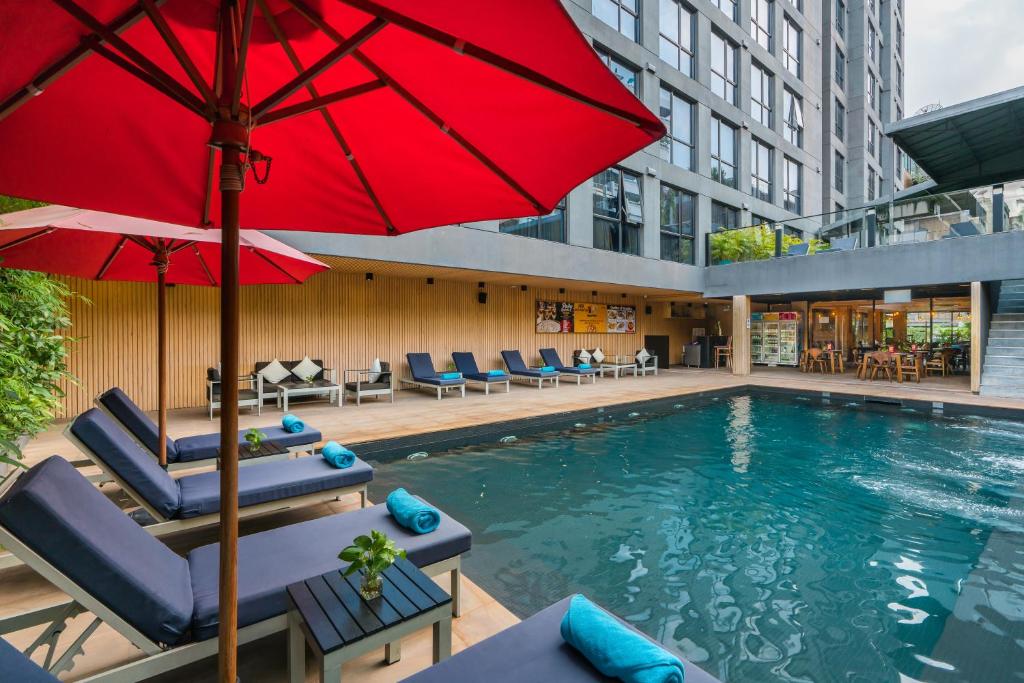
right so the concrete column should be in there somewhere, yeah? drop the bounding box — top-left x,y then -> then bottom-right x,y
732,295 -> 752,376
971,281 -> 988,393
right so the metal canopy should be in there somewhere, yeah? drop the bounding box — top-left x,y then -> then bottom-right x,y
887,85 -> 1024,193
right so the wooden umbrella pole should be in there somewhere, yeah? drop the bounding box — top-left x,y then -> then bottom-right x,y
156,259 -> 169,468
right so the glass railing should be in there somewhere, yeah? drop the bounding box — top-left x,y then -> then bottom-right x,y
707,179 -> 1024,266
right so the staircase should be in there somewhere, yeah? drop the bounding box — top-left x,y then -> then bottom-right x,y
980,279 -> 1024,398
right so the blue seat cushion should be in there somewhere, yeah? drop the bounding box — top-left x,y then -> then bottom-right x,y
510,368 -> 545,377
98,387 -> 178,460
414,377 -> 465,386
173,426 -> 322,463
176,456 -> 374,519
70,408 -> 181,519
0,457 -> 193,647
464,372 -> 507,382
557,367 -> 596,375
0,637 -> 59,682
187,497 -> 471,641
400,597 -> 721,683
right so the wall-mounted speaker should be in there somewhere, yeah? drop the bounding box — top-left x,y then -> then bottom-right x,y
478,292 -> 487,304
645,305 -> 653,315
426,277 -> 434,285
365,272 -> 374,281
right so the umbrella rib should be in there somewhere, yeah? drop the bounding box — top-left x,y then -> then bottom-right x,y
259,0 -> 396,232
168,240 -> 197,255
0,227 -> 57,253
250,17 -> 388,120
331,0 -> 662,134
91,44 -> 206,118
202,147 -> 216,226
139,0 -> 217,115
249,247 -> 303,284
256,81 -> 386,126
0,2 -> 155,124
286,0 -> 546,214
95,236 -> 129,280
231,0 -> 257,118
193,244 -> 217,286
50,0 -> 208,119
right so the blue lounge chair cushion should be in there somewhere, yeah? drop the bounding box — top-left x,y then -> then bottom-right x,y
173,425 -> 322,463
539,348 -> 593,375
0,635 -> 59,682
176,456 -> 373,518
502,350 -> 556,378
407,352 -> 439,380
97,387 -> 178,461
0,457 -> 193,647
558,366 -> 596,375
186,496 -> 471,641
400,596 -> 720,683
70,408 -> 181,519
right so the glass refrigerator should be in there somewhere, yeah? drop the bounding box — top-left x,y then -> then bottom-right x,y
751,312 -> 800,366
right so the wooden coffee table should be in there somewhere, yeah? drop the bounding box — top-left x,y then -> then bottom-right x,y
216,439 -> 290,469
287,557 -> 452,682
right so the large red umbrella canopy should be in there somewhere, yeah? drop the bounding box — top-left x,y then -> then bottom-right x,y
0,0 -> 664,233
0,205 -> 327,284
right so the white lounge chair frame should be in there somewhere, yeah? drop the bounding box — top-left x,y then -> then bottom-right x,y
557,370 -> 597,385
509,372 -> 560,389
400,377 -> 467,400
463,377 -> 511,394
0,469 -> 462,682
62,424 -> 368,539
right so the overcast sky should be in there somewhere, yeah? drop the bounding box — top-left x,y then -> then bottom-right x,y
905,0 -> 1024,113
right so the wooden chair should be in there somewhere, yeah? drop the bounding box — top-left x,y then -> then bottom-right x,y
806,347 -> 828,374
926,350 -> 954,378
714,337 -> 733,369
861,351 -> 894,381
896,354 -> 922,383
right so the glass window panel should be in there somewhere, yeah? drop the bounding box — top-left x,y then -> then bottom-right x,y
594,0 -> 618,29
659,0 -> 678,42
622,172 -> 644,224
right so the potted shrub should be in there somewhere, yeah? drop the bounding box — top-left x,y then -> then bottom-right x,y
243,428 -> 266,454
338,530 -> 406,600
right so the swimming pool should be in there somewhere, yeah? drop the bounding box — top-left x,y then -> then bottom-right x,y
366,392 -> 1024,682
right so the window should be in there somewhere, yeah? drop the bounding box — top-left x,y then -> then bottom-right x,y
594,0 -> 639,41
835,98 -> 845,140
593,168 -> 643,255
834,151 -> 844,192
834,44 -> 845,89
710,116 -> 737,188
896,63 -> 903,98
710,32 -> 738,105
836,0 -> 845,37
659,0 -> 696,76
878,172 -> 884,198
868,72 -> 877,111
783,17 -> 801,78
896,24 -> 903,56
658,86 -> 695,170
750,62 -> 773,127
869,27 -> 877,62
783,157 -> 801,213
783,88 -> 803,147
896,104 -> 902,121
751,138 -> 773,202
711,201 -> 740,231
868,120 -> 877,156
711,0 -> 737,22
868,168 -> 877,201
499,198 -> 567,243
660,185 -> 695,263
751,0 -> 773,50
596,48 -> 640,96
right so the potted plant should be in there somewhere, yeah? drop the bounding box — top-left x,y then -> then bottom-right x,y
338,530 -> 406,600
243,428 -> 266,454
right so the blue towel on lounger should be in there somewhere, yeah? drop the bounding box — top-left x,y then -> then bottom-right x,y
561,594 -> 685,683
540,366 -> 555,372
487,370 -> 506,377
440,372 -> 460,380
321,441 -> 355,469
386,488 -> 440,534
578,363 -> 592,369
282,414 -> 305,434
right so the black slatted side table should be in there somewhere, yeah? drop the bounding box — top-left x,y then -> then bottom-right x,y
286,557 -> 453,682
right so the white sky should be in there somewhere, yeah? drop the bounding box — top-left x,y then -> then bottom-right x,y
905,0 -> 1024,114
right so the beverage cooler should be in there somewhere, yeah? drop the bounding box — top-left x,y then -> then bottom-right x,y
751,312 -> 800,366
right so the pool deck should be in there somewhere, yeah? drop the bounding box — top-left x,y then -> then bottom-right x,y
7,366 -> 1024,681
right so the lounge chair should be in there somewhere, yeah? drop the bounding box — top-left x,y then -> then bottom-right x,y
402,353 -> 466,400
784,242 -> 810,256
343,361 -> 394,405
451,352 -> 511,394
65,408 -> 373,536
817,234 -> 859,253
0,637 -> 58,682
538,348 -> 596,385
401,596 -> 720,683
634,349 -> 659,376
501,350 -> 560,388
95,387 -> 321,472
0,456 -> 470,682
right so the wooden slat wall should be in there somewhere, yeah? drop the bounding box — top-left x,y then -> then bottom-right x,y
56,270 -> 697,416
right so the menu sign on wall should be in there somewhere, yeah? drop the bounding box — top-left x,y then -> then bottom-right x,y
536,300 -> 636,334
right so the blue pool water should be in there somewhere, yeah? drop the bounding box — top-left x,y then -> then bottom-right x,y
367,393 -> 1024,682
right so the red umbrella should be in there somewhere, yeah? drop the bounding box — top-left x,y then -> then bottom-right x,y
0,204 -> 328,467
0,2 -> 664,678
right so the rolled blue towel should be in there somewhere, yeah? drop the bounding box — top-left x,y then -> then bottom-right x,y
578,363 -> 592,369
487,369 -> 506,377
540,365 -> 555,372
281,414 -> 305,434
440,372 -> 460,380
561,595 -> 684,683
386,488 -> 440,534
321,441 -> 355,469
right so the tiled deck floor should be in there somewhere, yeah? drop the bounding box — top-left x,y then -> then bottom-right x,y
7,367 -> 1023,681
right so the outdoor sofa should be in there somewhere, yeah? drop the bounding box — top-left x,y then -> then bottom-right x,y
403,353 -> 467,399
0,456 -> 470,682
96,387 -> 321,472
500,350 -> 560,388
402,595 -> 720,683
66,408 -> 373,536
634,349 -> 659,376
451,352 -> 511,394
538,348 -> 597,385
254,358 -> 340,410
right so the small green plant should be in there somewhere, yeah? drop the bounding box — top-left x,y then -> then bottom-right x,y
303,374 -> 316,384
339,530 -> 406,600
243,428 -> 266,452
